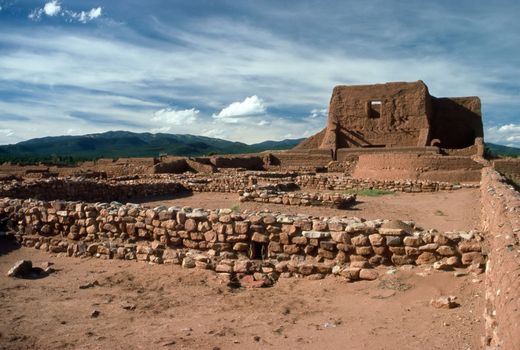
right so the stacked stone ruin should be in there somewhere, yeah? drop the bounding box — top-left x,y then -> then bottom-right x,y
1,197 -> 485,286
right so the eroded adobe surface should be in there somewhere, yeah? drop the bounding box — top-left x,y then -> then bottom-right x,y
296,81 -> 483,155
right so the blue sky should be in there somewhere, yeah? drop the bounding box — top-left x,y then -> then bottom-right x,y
0,0 -> 519,146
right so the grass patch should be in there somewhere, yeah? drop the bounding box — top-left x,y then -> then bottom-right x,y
343,188 -> 395,197
230,204 -> 240,212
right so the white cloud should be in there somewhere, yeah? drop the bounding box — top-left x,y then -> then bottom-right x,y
44,1 -> 61,16
71,7 -> 103,23
29,1 -> 61,20
213,96 -> 266,123
309,108 -> 327,119
28,2 -> 102,23
151,108 -> 199,125
485,123 -> 520,147
257,120 -> 270,126
0,129 -> 15,137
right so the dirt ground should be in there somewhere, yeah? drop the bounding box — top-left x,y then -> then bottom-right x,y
138,188 -> 481,232
0,242 -> 484,350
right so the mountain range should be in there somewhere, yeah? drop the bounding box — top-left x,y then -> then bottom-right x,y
0,131 -> 305,164
0,130 -> 518,165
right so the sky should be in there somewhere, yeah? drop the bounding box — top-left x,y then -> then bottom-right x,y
0,0 -> 519,147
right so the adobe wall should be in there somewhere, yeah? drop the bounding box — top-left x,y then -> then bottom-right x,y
152,157 -> 189,174
492,158 -> 520,179
210,155 -> 265,170
0,198 -> 486,284
294,81 -> 483,157
430,97 -> 483,149
480,168 -> 520,349
266,150 -> 332,171
321,81 -> 431,149
352,153 -> 483,182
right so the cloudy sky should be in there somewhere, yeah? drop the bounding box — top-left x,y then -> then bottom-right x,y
0,0 -> 519,147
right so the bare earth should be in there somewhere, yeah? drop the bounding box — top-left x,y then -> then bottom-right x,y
0,189 -> 484,349
0,245 -> 483,350
139,188 -> 481,232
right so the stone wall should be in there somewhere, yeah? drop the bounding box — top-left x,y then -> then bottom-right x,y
0,178 -> 187,202
0,172 -> 479,205
480,168 -> 520,349
238,189 -> 356,209
0,198 -> 486,284
295,174 -> 478,192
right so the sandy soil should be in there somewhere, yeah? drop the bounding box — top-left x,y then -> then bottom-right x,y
0,243 -> 484,350
138,188 -> 481,232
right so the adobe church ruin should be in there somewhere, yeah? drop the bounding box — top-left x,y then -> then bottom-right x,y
295,80 -> 484,156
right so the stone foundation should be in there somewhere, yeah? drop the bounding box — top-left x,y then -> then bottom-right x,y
238,189 -> 356,209
1,198 -> 486,285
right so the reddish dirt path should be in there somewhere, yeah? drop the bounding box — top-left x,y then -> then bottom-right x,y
0,245 -> 484,350
139,188 -> 481,232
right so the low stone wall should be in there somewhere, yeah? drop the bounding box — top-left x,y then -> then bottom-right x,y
0,173 -> 479,204
295,174 -> 478,192
0,178 -> 187,202
238,189 -> 356,209
480,168 -> 520,349
0,198 -> 486,285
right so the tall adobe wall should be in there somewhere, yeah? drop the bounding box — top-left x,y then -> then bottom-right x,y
321,81 -> 432,150
431,96 -> 483,149
295,80 -> 484,156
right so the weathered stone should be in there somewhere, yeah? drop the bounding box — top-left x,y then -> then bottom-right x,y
284,244 -> 301,255
251,232 -> 268,243
7,260 -> 32,277
359,268 -> 378,280
181,257 -> 196,268
461,252 -> 485,266
403,236 -> 422,247
340,267 -> 360,281
302,231 -> 331,239
292,236 -> 308,245
368,233 -> 384,246
351,235 -> 370,246
430,296 -> 458,309
355,246 -> 373,256
458,241 -> 482,253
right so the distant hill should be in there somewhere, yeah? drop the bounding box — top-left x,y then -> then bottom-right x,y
0,131 -> 305,165
485,142 -> 520,158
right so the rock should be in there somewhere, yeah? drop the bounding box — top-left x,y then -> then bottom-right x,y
430,296 -> 459,309
302,231 -> 331,239
379,220 -> 413,236
79,280 -> 100,289
433,261 -> 452,271
182,257 -> 196,268
240,275 -> 266,288
359,268 -> 378,280
120,301 -> 136,310
453,271 -> 468,277
90,309 -> 100,318
7,260 -> 32,277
